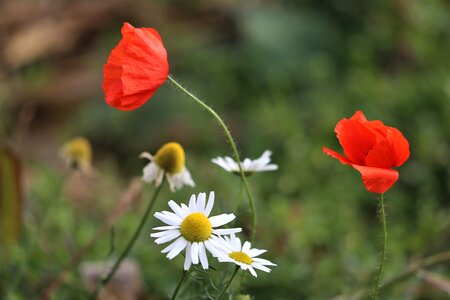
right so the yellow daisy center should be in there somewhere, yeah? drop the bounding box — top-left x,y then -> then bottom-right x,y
154,142 -> 185,174
229,251 -> 253,265
179,212 -> 212,242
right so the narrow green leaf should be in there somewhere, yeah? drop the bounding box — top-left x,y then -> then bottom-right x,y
0,146 -> 22,245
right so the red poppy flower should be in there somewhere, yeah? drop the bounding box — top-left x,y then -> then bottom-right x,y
323,111 -> 410,194
103,22 -> 169,111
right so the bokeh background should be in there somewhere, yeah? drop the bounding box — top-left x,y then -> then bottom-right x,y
1,0 -> 449,299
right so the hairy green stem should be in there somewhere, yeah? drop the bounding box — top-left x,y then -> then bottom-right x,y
167,75 -> 257,241
216,266 -> 240,300
372,193 -> 387,299
89,183 -> 163,299
171,270 -> 189,300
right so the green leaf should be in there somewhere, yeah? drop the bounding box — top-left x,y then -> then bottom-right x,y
0,146 -> 22,245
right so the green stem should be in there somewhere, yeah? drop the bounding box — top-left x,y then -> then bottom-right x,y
167,75 -> 257,241
171,270 -> 189,300
216,266 -> 240,300
235,180 -> 245,212
89,183 -> 164,299
372,193 -> 387,299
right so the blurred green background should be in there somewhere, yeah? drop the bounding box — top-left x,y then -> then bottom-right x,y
1,0 -> 449,299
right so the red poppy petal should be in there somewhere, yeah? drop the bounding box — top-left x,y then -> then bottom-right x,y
121,29 -> 168,96
386,127 -> 410,167
365,140 -> 394,168
103,22 -> 169,110
107,24 -> 134,65
103,64 -> 124,104
363,120 -> 388,142
120,89 -> 157,108
112,90 -> 157,111
121,22 -> 135,35
350,110 -> 367,122
322,147 -> 352,165
335,118 -> 377,165
351,165 -> 399,194
136,27 -> 164,47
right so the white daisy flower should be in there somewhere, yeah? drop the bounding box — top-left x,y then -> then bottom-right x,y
151,192 -> 242,270
212,234 -> 276,277
140,142 -> 195,192
211,150 -> 278,176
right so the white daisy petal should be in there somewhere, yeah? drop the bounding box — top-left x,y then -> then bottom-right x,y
204,192 -> 215,216
188,194 -> 196,212
213,228 -> 242,235
166,175 -> 176,192
252,263 -> 272,273
243,158 -> 252,170
167,238 -> 187,259
233,236 -> 241,250
248,266 -> 258,277
161,237 -> 181,253
184,243 -> 192,270
204,239 -> 222,258
181,203 -> 189,213
196,192 -> 206,213
154,212 -> 182,226
225,156 -> 236,166
180,168 -> 195,187
151,229 -> 178,238
139,152 -> 153,160
153,225 -> 179,231
210,214 -> 235,227
248,249 -> 267,257
156,169 -> 164,187
198,243 -> 209,269
191,242 -> 199,264
211,157 -> 232,172
215,236 -> 234,253
142,162 -> 160,183
160,210 -> 183,219
253,257 -> 277,266
154,231 -> 181,244
167,168 -> 195,192
168,200 -> 187,218
212,150 -> 278,174
242,241 -> 252,253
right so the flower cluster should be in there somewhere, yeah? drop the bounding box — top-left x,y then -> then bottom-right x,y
100,21 -> 411,300
151,191 -> 276,276
139,140 -> 278,276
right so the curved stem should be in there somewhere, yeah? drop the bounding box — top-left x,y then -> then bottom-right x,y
216,266 -> 240,300
171,270 -> 189,300
372,193 -> 387,299
235,180 -> 245,212
167,75 -> 257,241
89,182 -> 164,299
